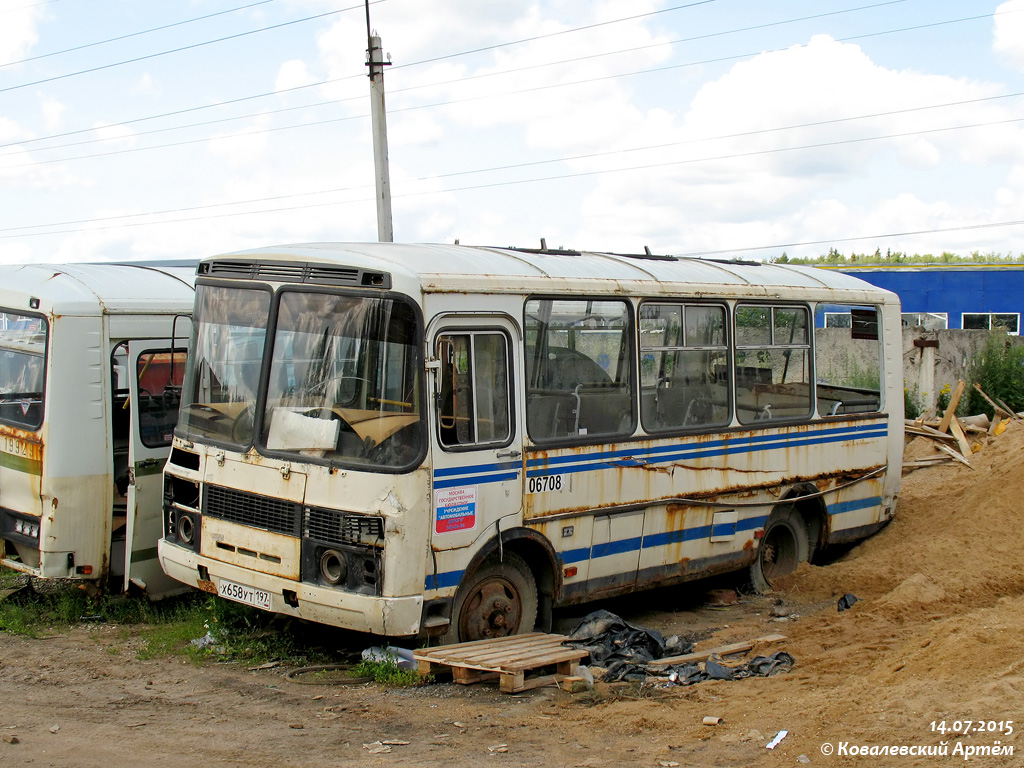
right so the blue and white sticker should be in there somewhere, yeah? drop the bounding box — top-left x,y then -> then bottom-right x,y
434,486 -> 477,534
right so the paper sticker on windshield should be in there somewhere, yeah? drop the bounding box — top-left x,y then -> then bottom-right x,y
435,486 -> 477,534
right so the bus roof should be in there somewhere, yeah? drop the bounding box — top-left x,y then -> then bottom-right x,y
0,263 -> 196,316
203,243 -> 899,303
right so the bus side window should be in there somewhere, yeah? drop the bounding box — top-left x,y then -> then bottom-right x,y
437,332 -> 511,449
814,305 -> 882,415
524,298 -> 635,441
639,303 -> 731,431
734,305 -> 813,424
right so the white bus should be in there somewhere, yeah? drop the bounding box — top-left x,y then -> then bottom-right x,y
0,263 -> 195,598
158,243 -> 902,641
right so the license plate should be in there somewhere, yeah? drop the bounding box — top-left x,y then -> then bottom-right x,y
217,579 -> 272,611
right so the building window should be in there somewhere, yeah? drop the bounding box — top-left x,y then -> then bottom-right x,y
901,312 -> 948,330
962,313 -> 1019,335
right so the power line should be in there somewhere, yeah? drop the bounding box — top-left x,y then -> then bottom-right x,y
386,0 -> 720,72
5,112 -> 1024,237
4,0 -> 905,154
1,0 -> 280,68
0,2 -> 375,95
1,0 -> 63,13
2,9 -> 1004,166
675,220 -> 1024,259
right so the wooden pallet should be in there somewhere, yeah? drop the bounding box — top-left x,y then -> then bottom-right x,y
414,633 -> 589,693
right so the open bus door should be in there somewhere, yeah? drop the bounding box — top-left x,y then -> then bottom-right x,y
124,340 -> 189,598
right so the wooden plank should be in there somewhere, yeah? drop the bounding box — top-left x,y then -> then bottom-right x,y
936,379 -> 966,434
904,422 -> 957,443
648,634 -> 787,667
422,639 -> 568,668
994,395 -> 1020,420
949,417 -> 974,457
934,441 -> 971,467
503,648 -> 588,672
972,383 -> 1013,420
416,632 -> 550,657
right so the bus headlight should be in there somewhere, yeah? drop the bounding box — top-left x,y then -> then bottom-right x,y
176,514 -> 196,546
319,549 -> 348,585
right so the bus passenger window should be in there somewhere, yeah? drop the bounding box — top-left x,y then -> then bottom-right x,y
437,332 -> 511,449
814,305 -> 883,415
734,305 -> 812,424
639,303 -> 730,431
524,298 -> 635,442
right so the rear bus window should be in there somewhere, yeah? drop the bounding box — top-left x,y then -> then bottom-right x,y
0,311 -> 47,430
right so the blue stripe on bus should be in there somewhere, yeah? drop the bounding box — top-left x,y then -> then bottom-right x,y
827,496 -> 883,515
430,420 -> 888,488
527,428 -> 887,478
433,461 -> 521,478
432,472 -> 520,489
592,536 -> 643,559
525,422 -> 886,471
427,513 -> 771,587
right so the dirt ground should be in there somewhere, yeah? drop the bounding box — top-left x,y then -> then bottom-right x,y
2,423 -> 1023,767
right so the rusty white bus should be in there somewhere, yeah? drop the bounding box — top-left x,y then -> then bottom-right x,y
158,243 -> 901,641
0,263 -> 194,598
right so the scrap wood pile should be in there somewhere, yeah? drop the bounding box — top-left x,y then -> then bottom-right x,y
904,380 -> 1021,473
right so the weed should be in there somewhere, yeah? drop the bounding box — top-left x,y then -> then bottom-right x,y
904,384 -> 923,419
352,654 -> 424,686
966,334 -> 1024,416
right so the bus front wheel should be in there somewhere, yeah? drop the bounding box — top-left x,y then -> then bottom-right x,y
450,552 -> 538,643
750,508 -> 809,592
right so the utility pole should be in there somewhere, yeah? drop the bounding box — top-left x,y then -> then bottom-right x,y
365,1 -> 393,242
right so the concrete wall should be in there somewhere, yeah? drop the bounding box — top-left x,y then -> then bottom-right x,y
816,327 -> 1023,417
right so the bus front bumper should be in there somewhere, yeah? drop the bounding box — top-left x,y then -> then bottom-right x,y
157,539 -> 424,637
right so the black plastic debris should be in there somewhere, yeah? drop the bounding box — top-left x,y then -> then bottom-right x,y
565,609 -> 795,686
837,593 -> 859,612
565,609 -> 691,669
662,651 -> 795,686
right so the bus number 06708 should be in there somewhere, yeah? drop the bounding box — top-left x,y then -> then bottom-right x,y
528,475 -> 563,493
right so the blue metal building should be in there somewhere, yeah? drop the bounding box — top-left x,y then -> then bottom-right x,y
817,264 -> 1024,334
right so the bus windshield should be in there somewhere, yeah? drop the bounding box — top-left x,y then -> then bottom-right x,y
0,310 -> 47,429
261,290 -> 422,469
178,284 -> 271,447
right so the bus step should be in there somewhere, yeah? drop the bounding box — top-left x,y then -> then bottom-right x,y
414,633 -> 589,694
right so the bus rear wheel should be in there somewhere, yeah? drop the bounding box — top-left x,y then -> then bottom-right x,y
451,552 -> 537,643
750,508 -> 809,592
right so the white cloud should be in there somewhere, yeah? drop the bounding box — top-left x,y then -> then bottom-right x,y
993,0 -> 1024,72
131,72 -> 159,96
39,97 -> 65,133
92,122 -> 138,148
0,0 -> 42,63
275,59 -> 316,92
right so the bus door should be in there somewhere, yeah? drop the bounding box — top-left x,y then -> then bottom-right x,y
429,316 -> 523,556
124,340 -> 188,597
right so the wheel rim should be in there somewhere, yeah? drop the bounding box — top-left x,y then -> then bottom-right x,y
760,523 -> 799,584
459,575 -> 523,641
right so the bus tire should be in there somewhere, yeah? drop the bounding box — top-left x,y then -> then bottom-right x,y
449,552 -> 538,643
749,508 -> 809,593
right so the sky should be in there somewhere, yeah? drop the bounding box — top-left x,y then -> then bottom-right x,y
1,0 -> 1024,264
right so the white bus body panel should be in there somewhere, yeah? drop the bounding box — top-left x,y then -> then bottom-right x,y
157,243 -> 902,635
0,264 -> 195,591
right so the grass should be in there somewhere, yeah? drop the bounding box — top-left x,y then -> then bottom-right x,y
0,576 -> 332,667
352,653 -> 425,686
